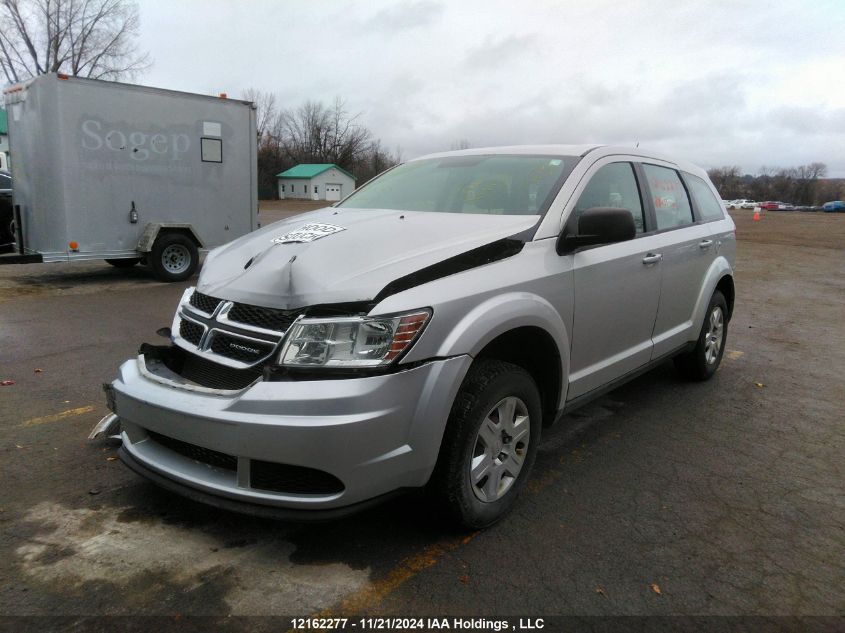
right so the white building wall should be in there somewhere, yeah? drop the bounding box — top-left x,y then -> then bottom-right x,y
311,169 -> 356,201
278,178 -> 311,199
277,168 -> 356,200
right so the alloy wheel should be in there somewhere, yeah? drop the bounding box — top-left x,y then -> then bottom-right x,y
470,396 -> 530,503
704,306 -> 724,365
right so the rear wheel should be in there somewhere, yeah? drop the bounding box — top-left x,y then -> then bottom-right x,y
429,359 -> 542,529
150,233 -> 198,282
675,290 -> 728,381
105,258 -> 140,268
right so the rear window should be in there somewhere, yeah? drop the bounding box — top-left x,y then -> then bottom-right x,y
642,164 -> 694,231
338,155 -> 579,216
686,174 -> 725,221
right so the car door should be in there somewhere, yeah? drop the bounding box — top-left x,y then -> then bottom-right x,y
566,159 -> 663,400
638,163 -> 719,359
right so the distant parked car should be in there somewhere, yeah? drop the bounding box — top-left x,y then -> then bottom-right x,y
0,170 -> 13,245
759,201 -> 779,210
727,199 -> 756,210
822,201 -> 845,212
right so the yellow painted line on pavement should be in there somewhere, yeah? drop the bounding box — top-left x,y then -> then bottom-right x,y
22,405 -> 95,428
301,532 -> 480,624
726,350 -> 745,360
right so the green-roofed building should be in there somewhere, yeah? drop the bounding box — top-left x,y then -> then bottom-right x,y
276,163 -> 356,202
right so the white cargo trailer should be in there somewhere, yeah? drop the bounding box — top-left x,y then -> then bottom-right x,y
2,73 -> 257,281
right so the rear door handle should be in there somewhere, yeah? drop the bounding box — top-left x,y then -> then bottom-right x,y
699,239 -> 714,249
642,253 -> 663,265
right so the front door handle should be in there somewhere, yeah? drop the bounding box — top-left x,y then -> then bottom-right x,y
642,253 -> 663,265
699,239 -> 714,249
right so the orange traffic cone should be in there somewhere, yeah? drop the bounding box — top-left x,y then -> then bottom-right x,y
752,209 -> 760,221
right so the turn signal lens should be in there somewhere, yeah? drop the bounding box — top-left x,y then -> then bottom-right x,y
385,313 -> 430,361
69,241 -> 79,250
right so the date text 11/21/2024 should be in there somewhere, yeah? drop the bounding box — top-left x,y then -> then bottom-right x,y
289,618 -> 546,631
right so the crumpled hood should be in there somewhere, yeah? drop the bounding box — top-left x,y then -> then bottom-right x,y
197,207 -> 537,309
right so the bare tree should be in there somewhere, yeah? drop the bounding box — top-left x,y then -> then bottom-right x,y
707,166 -> 742,199
351,139 -> 402,185
279,98 -> 371,167
241,91 -> 399,199
710,162 -> 831,206
450,138 -> 471,150
0,0 -> 149,84
241,87 -> 278,146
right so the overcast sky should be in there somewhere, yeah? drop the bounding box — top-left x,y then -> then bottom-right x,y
139,0 -> 845,176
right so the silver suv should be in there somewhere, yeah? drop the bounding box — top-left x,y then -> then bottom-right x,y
105,145 -> 736,528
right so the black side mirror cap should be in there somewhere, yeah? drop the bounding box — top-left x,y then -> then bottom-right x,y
556,207 -> 637,255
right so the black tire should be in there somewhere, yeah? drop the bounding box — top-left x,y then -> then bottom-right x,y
429,359 -> 542,529
105,258 -> 140,268
149,233 -> 198,282
674,290 -> 729,381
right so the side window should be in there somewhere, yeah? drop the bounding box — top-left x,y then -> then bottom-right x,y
200,137 -> 223,163
0,174 -> 11,188
686,174 -> 725,221
574,162 -> 645,233
642,164 -> 694,231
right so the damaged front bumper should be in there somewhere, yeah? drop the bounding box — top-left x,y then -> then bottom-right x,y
108,346 -> 471,515
87,412 -> 121,441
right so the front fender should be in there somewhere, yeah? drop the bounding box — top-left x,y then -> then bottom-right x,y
414,292 -> 571,407
440,292 -> 569,358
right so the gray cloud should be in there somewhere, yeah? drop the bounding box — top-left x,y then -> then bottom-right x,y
129,0 -> 845,176
464,34 -> 537,68
364,0 -> 444,31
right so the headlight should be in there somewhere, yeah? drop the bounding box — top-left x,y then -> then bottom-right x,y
277,309 -> 431,368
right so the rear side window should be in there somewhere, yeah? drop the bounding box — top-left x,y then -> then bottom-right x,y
642,164 -> 694,231
574,162 -> 645,233
0,174 -> 10,188
686,174 -> 725,221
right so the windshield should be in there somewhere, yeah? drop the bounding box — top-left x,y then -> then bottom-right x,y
338,155 -> 579,215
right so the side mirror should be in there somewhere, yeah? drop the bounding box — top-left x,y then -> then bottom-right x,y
556,207 -> 636,255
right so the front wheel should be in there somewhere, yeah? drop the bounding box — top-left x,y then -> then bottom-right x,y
429,359 -> 542,529
150,233 -> 198,282
675,290 -> 728,381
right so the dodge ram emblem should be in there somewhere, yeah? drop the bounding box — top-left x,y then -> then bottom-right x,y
272,223 -> 346,244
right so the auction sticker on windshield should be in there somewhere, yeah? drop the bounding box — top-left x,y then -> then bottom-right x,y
272,223 -> 346,244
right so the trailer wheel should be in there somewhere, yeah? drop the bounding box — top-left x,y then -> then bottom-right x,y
105,258 -> 140,268
150,233 -> 198,282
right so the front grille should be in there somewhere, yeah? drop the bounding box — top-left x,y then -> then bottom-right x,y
179,319 -> 204,346
148,431 -> 237,471
190,291 -> 222,314
209,332 -> 275,363
180,352 -> 261,390
251,460 -> 344,494
228,302 -> 300,332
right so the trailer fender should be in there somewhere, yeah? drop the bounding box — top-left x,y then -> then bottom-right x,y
137,223 -> 205,253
